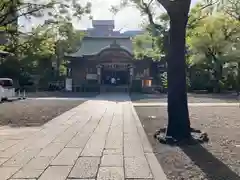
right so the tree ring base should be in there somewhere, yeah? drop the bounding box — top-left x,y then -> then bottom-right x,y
154,127 -> 209,145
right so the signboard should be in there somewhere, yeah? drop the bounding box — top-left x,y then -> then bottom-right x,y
65,78 -> 72,91
86,74 -> 97,80
102,63 -> 130,70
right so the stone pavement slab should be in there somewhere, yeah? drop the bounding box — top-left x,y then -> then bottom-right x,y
37,142 -> 65,157
24,156 -> 53,170
9,179 -> 36,180
0,139 -> 19,151
51,147 -> 82,165
69,156 -> 101,179
0,158 -> 8,165
3,148 -> 41,167
97,167 -> 124,180
101,154 -> 123,167
0,166 -> 21,179
103,148 -> 123,155
124,156 -> 153,179
0,94 -> 167,180
38,166 -> 72,180
12,168 -> 43,179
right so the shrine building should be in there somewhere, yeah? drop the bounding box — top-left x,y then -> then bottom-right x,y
65,20 -> 166,92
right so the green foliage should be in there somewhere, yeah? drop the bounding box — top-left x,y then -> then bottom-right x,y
0,0 -> 91,27
186,1 -> 240,91
161,72 -> 191,90
204,0 -> 240,20
0,0 -> 90,54
188,14 -> 240,66
132,33 -> 164,60
161,72 -> 168,89
111,0 -> 167,62
15,22 -> 85,80
0,0 -> 90,88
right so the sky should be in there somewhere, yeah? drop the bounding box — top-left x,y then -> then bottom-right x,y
19,0 -> 199,32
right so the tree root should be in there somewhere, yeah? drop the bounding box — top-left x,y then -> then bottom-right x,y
154,127 -> 209,145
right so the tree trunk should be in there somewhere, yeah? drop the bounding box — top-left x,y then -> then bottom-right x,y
212,57 -> 222,93
166,14 -> 191,140
237,62 -> 240,95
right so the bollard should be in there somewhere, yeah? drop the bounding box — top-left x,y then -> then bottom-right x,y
18,90 -> 21,99
23,90 -> 26,99
238,94 -> 240,108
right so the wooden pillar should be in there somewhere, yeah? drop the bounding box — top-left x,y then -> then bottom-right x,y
96,64 -> 102,84
129,65 -> 134,86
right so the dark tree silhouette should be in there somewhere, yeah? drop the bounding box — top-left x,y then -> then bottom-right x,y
156,0 -> 192,141
111,0 -> 197,142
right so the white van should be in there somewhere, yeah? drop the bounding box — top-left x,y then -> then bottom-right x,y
0,78 -> 15,101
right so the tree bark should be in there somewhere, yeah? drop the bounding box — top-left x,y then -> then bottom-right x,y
237,62 -> 240,95
166,14 -> 191,140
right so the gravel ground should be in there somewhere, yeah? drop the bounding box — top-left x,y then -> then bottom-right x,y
0,99 -> 85,127
135,106 -> 240,180
131,93 -> 239,103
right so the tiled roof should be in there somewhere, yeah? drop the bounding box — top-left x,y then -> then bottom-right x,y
65,36 -> 133,57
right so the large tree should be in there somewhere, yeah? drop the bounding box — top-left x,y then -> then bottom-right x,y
204,0 -> 240,20
188,14 -> 240,92
216,0 -> 240,93
112,0 -> 212,142
0,0 -> 90,86
0,0 -> 91,27
198,0 -> 240,94
132,32 -> 164,60
0,0 -> 91,54
155,0 -> 192,141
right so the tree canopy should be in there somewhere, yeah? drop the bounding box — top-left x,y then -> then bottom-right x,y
113,0 -> 240,141
0,0 -> 90,88
0,0 -> 91,27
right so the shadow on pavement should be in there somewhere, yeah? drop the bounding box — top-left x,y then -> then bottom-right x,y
180,143 -> 240,180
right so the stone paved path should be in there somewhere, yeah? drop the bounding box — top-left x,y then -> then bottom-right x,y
0,93 -> 167,180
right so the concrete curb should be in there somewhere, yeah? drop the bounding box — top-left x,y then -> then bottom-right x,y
133,102 -> 240,107
130,102 -> 168,180
27,97 -> 89,101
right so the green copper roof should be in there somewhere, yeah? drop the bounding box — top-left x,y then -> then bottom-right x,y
66,37 -> 133,57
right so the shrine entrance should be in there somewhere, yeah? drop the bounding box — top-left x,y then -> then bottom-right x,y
101,66 -> 130,85
96,41 -> 134,88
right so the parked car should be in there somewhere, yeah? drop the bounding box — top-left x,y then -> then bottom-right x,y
0,78 -> 15,101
